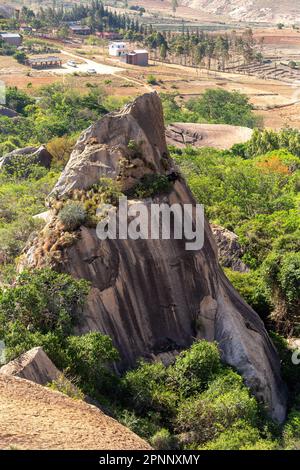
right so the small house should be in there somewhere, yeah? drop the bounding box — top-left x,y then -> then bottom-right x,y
125,49 -> 149,66
109,42 -> 127,57
0,33 -> 22,47
69,25 -> 91,36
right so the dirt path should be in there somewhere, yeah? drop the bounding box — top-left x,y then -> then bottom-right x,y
0,375 -> 151,450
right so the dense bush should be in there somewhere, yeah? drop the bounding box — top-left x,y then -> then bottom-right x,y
168,341 -> 221,397
186,89 -> 261,128
131,174 -> 172,199
0,268 -> 90,337
200,420 -> 277,450
263,253 -> 300,335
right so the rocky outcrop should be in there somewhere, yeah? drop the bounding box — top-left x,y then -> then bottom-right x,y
0,106 -> 19,118
22,92 -> 287,423
166,123 -> 253,150
211,224 -> 249,272
0,145 -> 52,174
0,347 -> 60,386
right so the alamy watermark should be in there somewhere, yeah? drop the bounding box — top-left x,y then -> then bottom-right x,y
95,197 -> 205,251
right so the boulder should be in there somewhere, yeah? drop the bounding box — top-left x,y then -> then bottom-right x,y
211,224 -> 250,272
0,347 -> 60,386
0,106 -> 19,118
0,145 -> 52,174
22,92 -> 287,423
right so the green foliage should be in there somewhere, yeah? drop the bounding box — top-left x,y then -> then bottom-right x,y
150,428 -> 178,450
116,409 -> 161,440
247,128 -> 300,157
13,50 -> 27,64
263,253 -> 300,335
176,369 -> 259,445
131,174 -> 171,198
65,332 -> 119,396
168,341 -> 221,398
58,201 -> 87,231
283,410 -> 300,449
122,361 -> 176,417
186,89 -> 261,128
5,86 -> 34,115
147,75 -> 158,85
269,332 -> 300,399
0,268 -> 90,338
200,420 -> 278,450
0,169 -> 60,269
48,373 -> 85,400
225,269 -> 271,318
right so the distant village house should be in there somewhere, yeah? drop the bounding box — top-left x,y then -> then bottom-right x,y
125,49 -> 149,66
69,25 -> 91,36
0,33 -> 22,47
109,42 -> 127,57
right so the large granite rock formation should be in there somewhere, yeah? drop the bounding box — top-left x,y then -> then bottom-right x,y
22,92 -> 287,423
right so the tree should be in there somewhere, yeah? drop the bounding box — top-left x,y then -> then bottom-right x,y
172,0 -> 178,16
160,43 -> 167,61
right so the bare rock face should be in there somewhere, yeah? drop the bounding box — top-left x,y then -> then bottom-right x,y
211,224 -> 250,273
23,92 -> 287,423
0,347 -> 60,386
0,145 -> 52,174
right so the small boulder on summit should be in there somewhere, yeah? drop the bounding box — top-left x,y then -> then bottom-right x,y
0,145 -> 52,175
0,106 -> 19,119
0,347 -> 60,386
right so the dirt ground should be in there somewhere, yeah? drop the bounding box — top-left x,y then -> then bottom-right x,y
0,374 -> 151,450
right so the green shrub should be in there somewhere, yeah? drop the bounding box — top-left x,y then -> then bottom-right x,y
48,372 -> 85,400
0,268 -> 90,338
147,75 -> 158,85
175,368 -> 259,447
224,269 -> 271,319
131,174 -> 171,199
122,360 -> 177,417
263,252 -> 300,335
117,409 -> 161,440
58,201 -> 86,231
283,410 -> 300,449
150,428 -> 178,450
186,89 -> 261,128
168,341 -> 221,397
65,332 -> 119,395
199,420 -> 276,450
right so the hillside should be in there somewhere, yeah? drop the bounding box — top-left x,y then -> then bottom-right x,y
181,0 -> 300,22
0,374 -> 151,450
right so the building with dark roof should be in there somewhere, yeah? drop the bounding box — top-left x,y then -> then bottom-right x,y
26,56 -> 62,69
